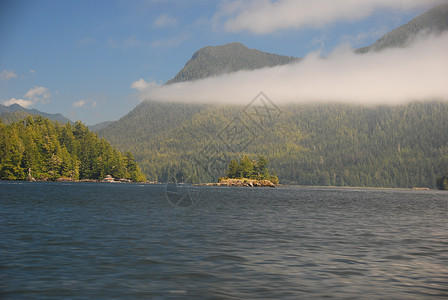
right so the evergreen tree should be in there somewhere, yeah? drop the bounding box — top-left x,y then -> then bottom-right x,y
437,173 -> 448,190
227,159 -> 240,178
0,116 -> 146,182
254,156 -> 269,179
225,155 -> 277,182
239,155 -> 254,178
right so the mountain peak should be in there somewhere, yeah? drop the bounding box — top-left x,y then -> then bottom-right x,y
166,42 -> 298,84
191,42 -> 248,59
356,3 -> 448,53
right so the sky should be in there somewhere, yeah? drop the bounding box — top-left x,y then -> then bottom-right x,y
1,0 -> 447,125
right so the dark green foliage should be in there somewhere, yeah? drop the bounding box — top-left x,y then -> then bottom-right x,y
226,155 -> 277,182
98,101 -> 448,188
437,173 -> 448,190
95,6 -> 448,187
238,155 -> 254,179
89,121 -> 113,132
227,159 -> 240,178
0,116 -> 146,181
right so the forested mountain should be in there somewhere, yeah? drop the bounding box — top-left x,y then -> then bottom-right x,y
0,116 -> 146,182
356,3 -> 448,53
0,103 -> 72,124
165,4 -> 448,84
95,5 -> 448,188
89,121 -> 113,132
98,101 -> 208,147
166,42 -> 298,84
98,101 -> 448,188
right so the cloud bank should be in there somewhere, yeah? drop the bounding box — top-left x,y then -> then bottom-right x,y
215,0 -> 446,34
132,33 -> 448,106
2,86 -> 51,108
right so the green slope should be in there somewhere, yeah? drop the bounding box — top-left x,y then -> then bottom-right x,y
97,5 -> 448,187
0,116 -> 146,181
0,104 -> 72,124
98,101 -> 448,188
98,101 -> 209,148
356,4 -> 448,53
166,42 -> 298,84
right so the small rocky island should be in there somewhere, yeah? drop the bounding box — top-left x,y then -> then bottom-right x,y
205,177 -> 276,187
207,155 -> 279,187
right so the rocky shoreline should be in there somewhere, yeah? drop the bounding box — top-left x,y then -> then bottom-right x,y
201,178 -> 276,187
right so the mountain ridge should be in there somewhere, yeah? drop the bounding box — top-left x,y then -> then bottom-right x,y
166,4 -> 448,85
92,4 -> 448,129
166,42 -> 299,84
356,3 -> 448,53
94,5 -> 448,187
0,103 -> 72,124
98,101 -> 448,187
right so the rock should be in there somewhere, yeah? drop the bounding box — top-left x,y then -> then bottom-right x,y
215,178 -> 276,187
56,177 -> 73,182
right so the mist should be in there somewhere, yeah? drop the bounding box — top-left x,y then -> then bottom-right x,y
133,32 -> 448,106
215,0 -> 446,34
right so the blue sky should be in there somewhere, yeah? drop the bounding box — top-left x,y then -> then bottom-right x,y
0,0 -> 444,125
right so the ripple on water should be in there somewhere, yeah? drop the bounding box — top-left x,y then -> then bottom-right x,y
1,182 -> 448,299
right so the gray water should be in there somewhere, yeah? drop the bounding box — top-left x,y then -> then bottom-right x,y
1,182 -> 447,299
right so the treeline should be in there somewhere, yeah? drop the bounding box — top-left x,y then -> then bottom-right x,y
226,155 -> 279,184
438,173 -> 448,190
98,101 -> 448,188
0,116 -> 146,181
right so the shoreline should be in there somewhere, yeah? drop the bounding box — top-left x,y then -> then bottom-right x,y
0,178 -> 159,184
200,178 -> 276,188
0,179 -> 440,190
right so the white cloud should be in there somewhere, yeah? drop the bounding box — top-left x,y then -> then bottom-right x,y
72,99 -> 100,109
24,86 -> 51,104
72,100 -> 87,108
339,27 -> 390,48
2,98 -> 33,108
154,14 -> 178,27
131,79 -> 161,93
215,0 -> 445,34
2,86 -> 51,108
131,79 -> 150,91
0,70 -> 18,80
136,33 -> 448,106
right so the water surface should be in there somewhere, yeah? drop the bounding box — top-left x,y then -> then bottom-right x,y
1,182 -> 447,299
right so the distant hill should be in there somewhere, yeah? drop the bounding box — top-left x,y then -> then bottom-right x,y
166,5 -> 448,84
356,4 -> 448,53
0,104 -> 72,124
98,101 -> 209,148
97,5 -> 448,188
0,116 -> 146,182
166,42 -> 298,84
89,121 -> 113,132
98,101 -> 448,188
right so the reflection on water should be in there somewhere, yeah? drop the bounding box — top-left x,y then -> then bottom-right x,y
1,182 -> 447,299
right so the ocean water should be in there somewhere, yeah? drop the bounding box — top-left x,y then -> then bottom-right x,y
1,182 -> 447,299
